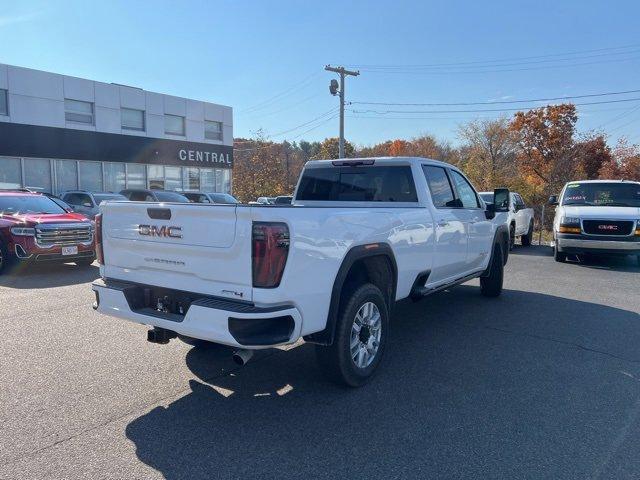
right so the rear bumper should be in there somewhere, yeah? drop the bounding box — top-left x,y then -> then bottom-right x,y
556,234 -> 640,255
91,279 -> 303,349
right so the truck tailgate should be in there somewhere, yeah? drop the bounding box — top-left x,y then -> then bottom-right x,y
100,202 -> 253,301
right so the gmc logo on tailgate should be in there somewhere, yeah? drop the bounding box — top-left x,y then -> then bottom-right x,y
138,224 -> 183,238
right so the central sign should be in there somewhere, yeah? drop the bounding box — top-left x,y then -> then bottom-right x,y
178,149 -> 232,165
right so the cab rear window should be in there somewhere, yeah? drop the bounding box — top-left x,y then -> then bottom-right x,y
297,166 -> 418,202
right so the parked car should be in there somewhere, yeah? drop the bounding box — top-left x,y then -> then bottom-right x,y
62,191 -> 127,219
92,157 -> 510,387
119,189 -> 189,203
549,180 -> 640,264
183,192 -> 239,204
0,191 -> 95,274
274,195 -> 293,205
479,191 -> 535,248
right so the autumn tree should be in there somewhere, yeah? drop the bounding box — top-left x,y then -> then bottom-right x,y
573,134 -> 612,179
232,134 -> 289,202
311,137 -> 355,159
457,118 -> 518,191
599,139 -> 640,180
510,104 -> 580,202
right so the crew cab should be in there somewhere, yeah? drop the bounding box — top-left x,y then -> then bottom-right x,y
92,157 -> 510,386
549,180 -> 640,264
0,192 -> 95,274
479,191 -> 535,248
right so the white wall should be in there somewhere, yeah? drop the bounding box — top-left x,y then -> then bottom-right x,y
0,63 -> 233,146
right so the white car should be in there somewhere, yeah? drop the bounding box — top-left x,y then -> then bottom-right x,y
479,191 -> 535,248
92,157 -> 511,386
549,180 -> 640,264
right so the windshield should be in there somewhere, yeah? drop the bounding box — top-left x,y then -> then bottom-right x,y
93,194 -> 126,204
0,195 -> 67,215
210,193 -> 238,204
479,193 -> 493,204
154,191 -> 189,203
561,183 -> 640,207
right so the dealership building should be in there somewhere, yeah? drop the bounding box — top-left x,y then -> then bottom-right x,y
0,63 -> 233,195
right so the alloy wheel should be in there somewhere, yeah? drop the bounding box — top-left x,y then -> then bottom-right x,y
350,301 -> 382,369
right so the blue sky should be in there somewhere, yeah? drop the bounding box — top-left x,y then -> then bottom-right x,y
1,0 -> 639,147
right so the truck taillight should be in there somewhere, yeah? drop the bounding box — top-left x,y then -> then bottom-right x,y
252,222 -> 289,288
95,213 -> 104,265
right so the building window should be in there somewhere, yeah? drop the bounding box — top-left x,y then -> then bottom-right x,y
165,166 -> 182,191
79,161 -> 103,191
126,164 -> 146,189
121,108 -> 145,131
205,120 -> 223,141
65,99 -> 94,125
147,165 -> 165,190
104,163 -> 126,192
24,158 -> 52,193
201,169 -> 215,192
0,89 -> 7,116
0,157 -> 21,189
55,159 -> 78,193
183,167 -> 200,190
164,114 -> 185,136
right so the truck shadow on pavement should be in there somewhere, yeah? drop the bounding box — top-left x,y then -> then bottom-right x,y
126,285 -> 640,480
0,262 -> 99,289
509,244 -> 553,257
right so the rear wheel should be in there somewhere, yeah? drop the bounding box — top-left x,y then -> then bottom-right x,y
315,283 -> 388,387
480,243 -> 504,297
521,221 -> 534,246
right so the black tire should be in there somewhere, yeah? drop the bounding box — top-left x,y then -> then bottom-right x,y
75,258 -> 95,267
315,283 -> 389,387
0,240 -> 7,275
554,242 -> 566,263
480,242 -> 504,297
509,224 -> 515,250
521,221 -> 534,246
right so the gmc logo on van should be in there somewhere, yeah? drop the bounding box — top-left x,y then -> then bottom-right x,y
138,224 -> 183,238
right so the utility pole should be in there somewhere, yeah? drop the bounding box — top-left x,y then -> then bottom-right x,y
325,65 -> 359,158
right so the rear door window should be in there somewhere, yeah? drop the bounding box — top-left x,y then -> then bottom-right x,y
422,165 -> 457,208
297,166 -> 417,202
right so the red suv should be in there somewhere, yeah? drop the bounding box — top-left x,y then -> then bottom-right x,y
0,192 -> 95,274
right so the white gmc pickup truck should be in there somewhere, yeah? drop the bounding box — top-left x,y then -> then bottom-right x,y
92,157 -> 510,386
479,191 -> 535,248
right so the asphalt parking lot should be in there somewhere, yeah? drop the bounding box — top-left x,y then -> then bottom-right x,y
1,246 -> 639,480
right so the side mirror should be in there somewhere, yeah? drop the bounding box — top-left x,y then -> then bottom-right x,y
493,188 -> 510,212
548,195 -> 558,206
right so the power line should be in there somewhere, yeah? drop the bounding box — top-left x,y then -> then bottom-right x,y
353,56 -> 640,75
349,96 -> 640,115
233,109 -> 339,150
343,43 -> 640,69
351,88 -> 640,107
237,71 -> 322,114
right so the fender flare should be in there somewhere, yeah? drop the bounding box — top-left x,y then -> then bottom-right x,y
303,243 -> 398,346
482,224 -> 509,276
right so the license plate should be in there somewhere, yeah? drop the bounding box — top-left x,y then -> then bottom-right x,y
62,246 -> 78,256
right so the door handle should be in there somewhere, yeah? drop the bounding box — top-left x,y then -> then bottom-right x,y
437,220 -> 449,227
